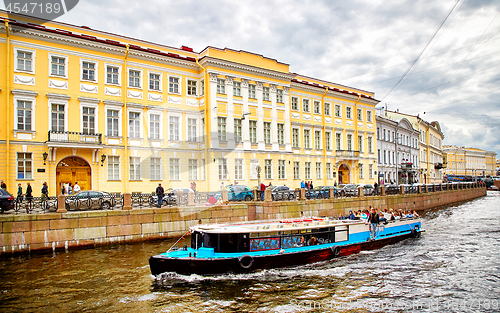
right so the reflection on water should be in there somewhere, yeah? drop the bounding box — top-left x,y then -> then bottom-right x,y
1,192 -> 499,312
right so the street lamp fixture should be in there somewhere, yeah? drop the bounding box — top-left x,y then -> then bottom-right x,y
42,152 -> 48,165
240,112 -> 251,121
101,154 -> 106,166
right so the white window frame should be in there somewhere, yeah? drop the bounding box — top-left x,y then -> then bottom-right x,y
325,131 -> 331,150
80,59 -> 98,82
249,120 -> 257,143
170,158 -> 180,181
148,109 -> 164,140
128,67 -> 143,89
326,163 -> 332,179
105,104 -> 123,137
104,63 -> 121,86
168,75 -> 181,94
263,86 -> 270,101
234,118 -> 242,142
218,158 -> 228,180
291,97 -> 299,111
128,108 -> 143,139
265,159 -> 273,180
233,81 -> 242,97
248,84 -> 256,99
324,103 -> 331,116
277,123 -> 285,145
189,159 -> 199,181
218,117 -> 227,141
367,110 -> 373,123
305,162 -> 311,180
292,128 -> 300,148
336,132 -> 342,150
48,99 -> 68,133
107,155 -> 120,181
276,89 -> 284,103
130,156 -> 141,181
17,152 -> 33,180
187,117 -> 198,142
48,53 -> 68,78
217,78 -> 226,94
80,101 -> 99,135
346,106 -> 353,120
314,101 -> 321,114
278,160 -> 286,179
303,128 -> 311,149
168,114 -> 181,141
13,93 -> 36,132
187,79 -> 197,96
264,122 -> 271,144
293,161 -> 300,180
357,108 -> 363,121
148,71 -> 163,92
316,162 -> 322,180
235,158 -> 244,180
303,98 -> 310,113
315,130 -> 321,150
335,104 -> 341,118
14,47 -> 36,74
150,157 -> 162,181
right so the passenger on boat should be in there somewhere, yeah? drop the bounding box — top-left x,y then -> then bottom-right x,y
378,209 -> 387,223
413,210 -> 419,217
366,207 -> 380,240
338,213 -> 346,220
361,210 -> 368,220
297,236 -> 305,247
308,237 -> 318,245
394,212 -> 401,220
382,208 -> 391,222
348,210 -> 356,220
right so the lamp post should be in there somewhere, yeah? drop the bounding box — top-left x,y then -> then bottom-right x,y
42,152 -> 48,165
100,154 -> 106,166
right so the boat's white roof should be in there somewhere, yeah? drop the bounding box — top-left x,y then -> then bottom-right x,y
190,217 -> 364,234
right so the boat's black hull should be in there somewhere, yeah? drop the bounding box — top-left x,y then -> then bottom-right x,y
149,231 -> 419,276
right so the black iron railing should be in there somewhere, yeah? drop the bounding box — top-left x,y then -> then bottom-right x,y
48,131 -> 102,144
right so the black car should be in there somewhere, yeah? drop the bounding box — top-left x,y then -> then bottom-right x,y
0,189 -> 16,213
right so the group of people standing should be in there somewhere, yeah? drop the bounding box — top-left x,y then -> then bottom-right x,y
300,180 -> 314,189
60,182 -> 81,195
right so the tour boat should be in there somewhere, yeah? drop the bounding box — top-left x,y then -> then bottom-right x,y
149,217 -> 424,276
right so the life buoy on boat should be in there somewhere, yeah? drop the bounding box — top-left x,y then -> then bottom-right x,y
238,255 -> 254,269
411,225 -> 421,238
330,245 -> 341,257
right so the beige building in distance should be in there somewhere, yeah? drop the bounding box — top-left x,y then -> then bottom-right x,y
443,145 -> 497,177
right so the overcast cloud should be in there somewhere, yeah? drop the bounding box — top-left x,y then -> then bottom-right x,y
13,0 -> 500,156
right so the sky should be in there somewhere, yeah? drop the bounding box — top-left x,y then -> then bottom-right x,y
5,0 -> 500,157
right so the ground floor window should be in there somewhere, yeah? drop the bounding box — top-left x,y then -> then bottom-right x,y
108,156 -> 120,180
17,152 -> 32,180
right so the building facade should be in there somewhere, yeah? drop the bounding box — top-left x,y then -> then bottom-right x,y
376,115 -> 420,185
444,146 -> 497,177
0,12 -> 379,196
385,110 -> 444,184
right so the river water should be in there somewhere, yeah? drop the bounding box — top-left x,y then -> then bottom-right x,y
1,192 -> 499,312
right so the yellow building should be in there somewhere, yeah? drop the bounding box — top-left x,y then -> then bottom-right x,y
385,111 -> 444,184
0,11 -> 379,196
444,146 -> 497,177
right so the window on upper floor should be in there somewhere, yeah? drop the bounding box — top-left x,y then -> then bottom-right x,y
187,80 -> 197,96
129,69 -> 141,88
233,81 -> 241,97
16,50 -> 33,72
315,130 -> 321,150
200,79 -> 205,96
129,112 -> 141,138
264,122 -> 271,144
367,110 -> 373,123
336,133 -> 342,150
169,116 -> 179,141
169,76 -> 180,94
149,73 -> 161,91
82,107 -> 95,134
106,65 -> 120,85
218,117 -> 227,141
335,104 -> 341,117
303,99 -> 310,113
234,118 -> 242,142
82,61 -> 96,81
325,132 -> 331,150
277,123 -> 284,145
50,56 -> 65,77
346,107 -> 352,119
248,84 -> 256,99
249,120 -> 257,143
188,118 -> 197,142
368,137 -> 373,153
263,87 -> 270,101
16,100 -> 32,131
292,128 -> 300,148
217,78 -> 226,94
150,114 -> 161,140
325,103 -> 331,116
291,97 -> 299,111
357,109 -> 363,121
276,89 -> 284,103
51,103 -> 65,132
347,134 -> 353,151
358,135 -> 363,153
107,109 -> 119,137
304,129 -> 311,149
314,101 -> 321,114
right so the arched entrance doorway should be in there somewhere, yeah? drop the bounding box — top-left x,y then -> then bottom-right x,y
57,157 -> 92,194
338,164 -> 350,184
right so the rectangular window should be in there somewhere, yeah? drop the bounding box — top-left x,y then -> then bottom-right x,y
357,108 -> 363,120
129,69 -> 141,88
169,76 -> 180,93
304,129 -> 311,149
51,103 -> 65,132
276,89 -> 283,103
292,128 -> 300,148
325,132 -> 331,150
278,160 -> 286,179
189,159 -> 198,181
346,107 -> 352,119
347,134 -> 352,151
316,162 -> 322,180
17,100 -> 32,131
200,159 -> 206,181
170,158 -> 180,180
82,61 -> 95,81
150,114 -> 160,140
248,84 -> 256,99
200,80 -> 205,96
368,137 -> 373,153
383,129 -> 386,141
326,163 -> 332,179
169,116 -> 179,141
335,104 -> 341,117
264,122 -> 271,144
249,120 -> 257,143
106,66 -> 119,85
235,159 -> 243,180
217,78 -> 226,94
359,165 -> 364,179
234,119 -> 242,142
218,158 -> 228,180
367,111 -> 373,123
51,56 -> 65,76
324,103 -> 330,116
17,51 -> 32,72
265,159 -> 272,179
336,133 -> 342,150
277,123 -> 284,145
384,151 -> 387,164
108,156 -> 120,180
315,130 -> 321,150
378,150 -> 381,163
303,99 -> 310,112
305,162 -> 311,180
358,135 -> 363,153
369,164 -> 374,179
291,97 -> 299,110
149,73 -> 161,91
130,157 -> 141,181
263,87 -> 270,101
233,81 -> 241,97
187,118 -> 197,142
17,152 -> 32,179
129,112 -> 140,138
314,101 -> 321,114
151,157 -> 161,180
107,110 -> 119,137
377,128 -> 380,139
187,80 -> 197,96
82,107 -> 95,134
294,162 -> 300,179
218,117 -> 227,141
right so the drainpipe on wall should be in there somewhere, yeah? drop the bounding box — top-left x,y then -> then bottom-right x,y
322,87 -> 328,186
196,58 -> 209,192
122,44 -> 130,193
5,20 -> 11,189
354,94 -> 361,183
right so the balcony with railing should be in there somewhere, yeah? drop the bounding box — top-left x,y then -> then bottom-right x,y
336,150 -> 360,159
47,131 -> 103,146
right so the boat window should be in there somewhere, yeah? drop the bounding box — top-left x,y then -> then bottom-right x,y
335,226 -> 349,242
250,237 -> 280,251
219,234 -> 238,253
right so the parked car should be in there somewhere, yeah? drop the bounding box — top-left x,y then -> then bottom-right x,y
63,191 -> 116,211
0,189 -> 15,213
307,186 -> 336,199
150,188 -> 178,206
209,185 -> 254,202
358,184 -> 375,196
270,186 -> 296,201
338,184 -> 359,197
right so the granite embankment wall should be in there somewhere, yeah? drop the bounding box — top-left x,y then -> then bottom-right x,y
0,187 -> 486,256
